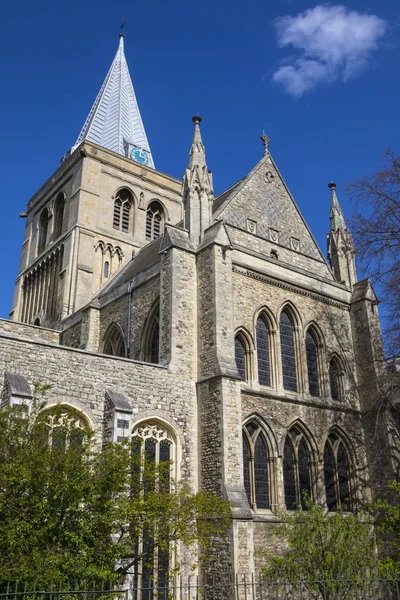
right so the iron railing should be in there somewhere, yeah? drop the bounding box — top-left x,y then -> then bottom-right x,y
0,575 -> 399,600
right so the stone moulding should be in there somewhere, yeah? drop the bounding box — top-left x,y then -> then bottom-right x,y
232,265 -> 349,311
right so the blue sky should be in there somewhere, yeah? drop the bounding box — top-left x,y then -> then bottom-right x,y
0,0 -> 399,320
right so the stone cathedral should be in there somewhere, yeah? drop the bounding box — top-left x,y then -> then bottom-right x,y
0,34 -> 396,580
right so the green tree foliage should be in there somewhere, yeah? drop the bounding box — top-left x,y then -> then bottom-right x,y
374,481 -> 400,576
0,388 -> 231,586
261,499 -> 376,599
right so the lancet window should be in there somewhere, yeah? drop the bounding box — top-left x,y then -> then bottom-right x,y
324,433 -> 351,511
256,316 -> 271,386
280,311 -> 297,392
38,208 -> 49,255
146,202 -> 164,241
113,189 -> 134,233
142,303 -> 160,364
283,426 -> 312,509
235,335 -> 247,381
103,323 -> 126,357
306,329 -> 320,397
329,357 -> 343,401
53,192 -> 65,239
242,421 -> 272,510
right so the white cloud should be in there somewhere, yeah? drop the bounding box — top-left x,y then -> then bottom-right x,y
272,5 -> 387,97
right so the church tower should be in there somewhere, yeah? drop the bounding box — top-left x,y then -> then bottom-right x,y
327,182 -> 357,289
10,35 -> 182,329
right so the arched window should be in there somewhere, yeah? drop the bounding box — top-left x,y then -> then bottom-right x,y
283,426 -> 312,509
103,323 -> 126,357
146,201 -> 164,241
256,316 -> 271,386
280,310 -> 297,392
235,335 -> 247,381
104,261 -> 110,279
324,433 -> 351,511
38,208 -> 49,255
132,421 -> 175,595
39,406 -> 88,451
113,189 -> 134,233
242,421 -> 272,510
306,330 -> 319,397
53,192 -> 65,239
142,303 -> 160,364
329,357 -> 343,401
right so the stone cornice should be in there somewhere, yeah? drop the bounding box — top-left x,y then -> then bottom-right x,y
232,265 -> 349,311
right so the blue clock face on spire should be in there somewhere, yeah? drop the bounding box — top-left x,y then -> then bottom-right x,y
131,147 -> 149,166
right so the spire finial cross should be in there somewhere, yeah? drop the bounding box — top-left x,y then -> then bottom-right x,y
260,131 -> 270,155
119,18 -> 125,37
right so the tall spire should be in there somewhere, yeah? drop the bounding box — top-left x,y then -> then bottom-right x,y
327,182 -> 357,289
183,116 -> 214,244
72,34 -> 154,168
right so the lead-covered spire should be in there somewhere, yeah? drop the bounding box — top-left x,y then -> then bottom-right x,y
71,34 -> 154,168
183,116 -> 214,244
327,182 -> 357,289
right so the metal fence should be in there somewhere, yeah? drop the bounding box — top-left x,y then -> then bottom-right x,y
1,576 -> 399,600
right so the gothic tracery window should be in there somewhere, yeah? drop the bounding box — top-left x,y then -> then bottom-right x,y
283,426 -> 312,509
113,189 -> 134,233
132,421 -> 175,597
39,406 -> 88,451
103,323 -> 126,357
242,421 -> 272,510
306,329 -> 320,397
256,316 -> 271,386
280,310 -> 297,392
146,201 -> 164,241
324,433 -> 351,511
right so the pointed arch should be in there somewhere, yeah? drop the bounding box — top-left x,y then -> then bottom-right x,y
305,323 -> 324,397
53,192 -> 66,239
102,322 -> 126,357
329,353 -> 345,401
279,306 -> 298,393
113,188 -> 135,234
141,300 -> 160,364
255,308 -> 276,387
234,327 -> 254,382
38,208 -> 49,255
38,403 -> 92,451
323,427 -> 354,511
146,201 -> 165,241
282,420 -> 317,510
242,415 -> 278,510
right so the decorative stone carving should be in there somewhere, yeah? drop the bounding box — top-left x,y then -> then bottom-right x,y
269,228 -> 279,243
291,237 -> 300,251
246,219 -> 257,234
265,171 -> 274,183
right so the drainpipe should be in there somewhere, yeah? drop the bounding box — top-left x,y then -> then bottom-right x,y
126,280 -> 133,358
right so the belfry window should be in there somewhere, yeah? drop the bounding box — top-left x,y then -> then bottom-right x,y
38,208 -> 49,255
53,192 -> 65,239
280,311 -> 297,392
242,421 -> 272,510
324,433 -> 351,511
256,316 -> 271,386
146,202 -> 164,241
306,330 -> 319,397
113,189 -> 134,233
283,427 -> 312,509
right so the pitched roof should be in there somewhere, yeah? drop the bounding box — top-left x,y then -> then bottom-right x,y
73,35 -> 154,167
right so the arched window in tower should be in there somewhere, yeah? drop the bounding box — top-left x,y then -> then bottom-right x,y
306,329 -> 320,397
132,421 -> 176,596
142,303 -> 160,364
324,433 -> 351,511
113,189 -> 134,233
242,421 -> 272,510
283,426 -> 312,509
280,310 -> 297,392
38,208 -> 49,255
329,357 -> 343,401
102,323 -> 126,357
53,192 -> 65,239
146,201 -> 164,241
256,316 -> 271,386
235,335 -> 247,381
